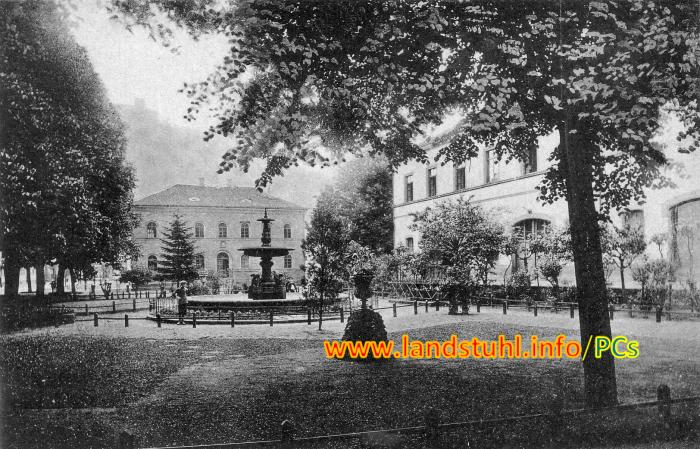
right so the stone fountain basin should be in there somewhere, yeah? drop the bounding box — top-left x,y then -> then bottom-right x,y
188,292 -> 306,308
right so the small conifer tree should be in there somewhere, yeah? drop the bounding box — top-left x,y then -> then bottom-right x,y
157,215 -> 199,283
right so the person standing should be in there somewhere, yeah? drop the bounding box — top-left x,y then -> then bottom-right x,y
174,281 -> 188,325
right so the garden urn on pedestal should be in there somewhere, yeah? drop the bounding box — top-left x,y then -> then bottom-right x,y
353,274 -> 373,309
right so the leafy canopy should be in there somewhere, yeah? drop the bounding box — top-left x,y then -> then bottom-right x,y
110,0 -> 700,216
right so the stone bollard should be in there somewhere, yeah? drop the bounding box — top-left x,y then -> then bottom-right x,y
548,393 -> 565,442
112,301 -> 116,313
318,312 -> 323,330
424,407 -> 440,442
94,313 -> 99,327
656,307 -> 662,323
657,384 -> 672,437
132,298 -> 136,312
231,311 -> 235,328
307,309 -> 312,325
534,304 -> 538,317
425,301 -> 429,313
414,300 -> 418,315
116,431 -> 137,449
280,419 -> 295,443
85,304 -> 89,316
156,314 -> 161,328
270,310 -> 274,327
570,303 -> 575,318
393,303 -> 397,317
192,312 -> 197,328
477,302 -> 481,313
124,314 -> 129,327
502,301 -> 507,315
340,308 -> 344,323
435,301 -> 440,312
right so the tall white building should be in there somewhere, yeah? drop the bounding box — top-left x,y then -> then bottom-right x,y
393,129 -> 700,288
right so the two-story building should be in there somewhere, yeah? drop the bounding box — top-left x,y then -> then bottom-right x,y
393,128 -> 700,288
133,184 -> 306,285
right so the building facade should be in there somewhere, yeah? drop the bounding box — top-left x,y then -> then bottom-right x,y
133,184 -> 306,286
393,130 -> 700,289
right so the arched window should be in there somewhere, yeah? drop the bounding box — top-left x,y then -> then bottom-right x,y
218,222 -> 228,238
283,224 -> 292,239
195,223 -> 205,238
217,252 -> 230,276
512,218 -> 550,273
240,254 -> 250,269
195,254 -> 205,270
284,254 -> 292,269
147,255 -> 158,271
146,222 -> 157,238
240,222 -> 250,238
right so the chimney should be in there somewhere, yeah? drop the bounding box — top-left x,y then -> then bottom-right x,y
198,177 -> 205,187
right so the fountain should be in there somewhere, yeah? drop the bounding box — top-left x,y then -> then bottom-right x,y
239,209 -> 294,299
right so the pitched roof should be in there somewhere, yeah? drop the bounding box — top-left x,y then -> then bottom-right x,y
134,185 -> 304,210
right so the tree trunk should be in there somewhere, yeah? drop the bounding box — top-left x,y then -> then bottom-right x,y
69,267 -> 77,295
619,263 -> 626,302
560,124 -> 618,407
35,262 -> 45,297
25,267 -> 32,293
3,249 -> 21,298
56,265 -> 66,295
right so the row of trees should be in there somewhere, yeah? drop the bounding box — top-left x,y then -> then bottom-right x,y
111,0 -> 700,407
1,0 -> 138,298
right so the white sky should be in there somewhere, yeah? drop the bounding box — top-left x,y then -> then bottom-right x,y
70,0 -> 228,128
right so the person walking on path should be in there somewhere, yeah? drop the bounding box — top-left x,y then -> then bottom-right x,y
174,281 -> 188,325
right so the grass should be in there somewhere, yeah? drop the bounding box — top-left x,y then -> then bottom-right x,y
1,319 -> 699,449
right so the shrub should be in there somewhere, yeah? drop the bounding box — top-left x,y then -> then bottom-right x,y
342,309 -> 388,361
506,270 -> 531,298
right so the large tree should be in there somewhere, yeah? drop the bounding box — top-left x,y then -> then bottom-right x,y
1,0 -> 137,298
112,0 -> 700,406
317,157 -> 393,253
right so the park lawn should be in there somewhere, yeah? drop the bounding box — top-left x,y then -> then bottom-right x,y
1,320 -> 698,449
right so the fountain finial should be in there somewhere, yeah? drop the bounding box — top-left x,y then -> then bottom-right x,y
264,208 -> 268,219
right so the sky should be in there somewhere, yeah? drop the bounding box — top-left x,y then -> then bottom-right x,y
69,0 -> 338,206
70,0 -> 228,129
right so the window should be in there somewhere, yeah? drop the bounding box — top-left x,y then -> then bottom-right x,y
406,237 -> 414,253
195,254 -> 205,270
485,149 -> 500,183
427,167 -> 437,197
218,222 -> 228,238
513,218 -> 550,272
670,198 -> 700,286
524,146 -> 538,174
195,223 -> 204,238
240,254 -> 250,269
147,255 -> 158,271
217,252 -> 230,275
146,222 -> 157,238
455,165 -> 466,190
240,222 -> 250,238
622,210 -> 645,235
405,174 -> 414,202
284,254 -> 292,269
284,224 -> 292,239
